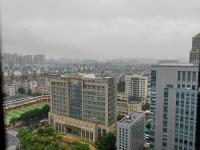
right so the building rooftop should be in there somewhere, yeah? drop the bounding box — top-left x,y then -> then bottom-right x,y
195,33 -> 200,38
118,112 -> 144,126
4,94 -> 33,102
152,63 -> 199,67
80,73 -> 97,79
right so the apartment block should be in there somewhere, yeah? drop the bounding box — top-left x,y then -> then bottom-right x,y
125,75 -> 148,99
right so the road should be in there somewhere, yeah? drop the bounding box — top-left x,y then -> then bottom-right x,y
6,128 -> 18,150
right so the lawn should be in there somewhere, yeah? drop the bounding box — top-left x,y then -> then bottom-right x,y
5,103 -> 49,124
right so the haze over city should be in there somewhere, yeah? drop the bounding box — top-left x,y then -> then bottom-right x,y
2,0 -> 200,60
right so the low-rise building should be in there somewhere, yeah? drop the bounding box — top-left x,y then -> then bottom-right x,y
32,85 -> 50,94
117,93 -> 143,116
3,95 -> 50,110
4,83 -> 18,97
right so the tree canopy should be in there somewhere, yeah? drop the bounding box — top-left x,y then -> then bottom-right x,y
97,132 -> 116,150
17,126 -> 65,150
71,142 -> 90,150
20,105 -> 50,122
117,81 -> 125,92
117,114 -> 124,121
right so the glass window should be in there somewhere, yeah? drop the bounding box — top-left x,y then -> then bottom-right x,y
192,72 -> 196,82
187,71 -> 191,81
182,71 -> 186,81
178,71 -> 181,81
181,93 -> 185,99
176,92 -> 179,99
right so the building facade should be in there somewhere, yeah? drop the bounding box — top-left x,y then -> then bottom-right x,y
125,75 -> 148,99
117,112 -> 145,150
150,63 -> 199,150
189,33 -> 200,63
32,85 -> 50,94
48,74 -> 117,142
117,93 -> 143,116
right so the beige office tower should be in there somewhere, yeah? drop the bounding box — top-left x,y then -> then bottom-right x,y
189,33 -> 200,63
48,74 -> 117,142
125,75 -> 148,99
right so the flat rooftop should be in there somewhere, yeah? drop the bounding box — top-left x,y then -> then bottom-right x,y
152,62 -> 199,67
4,94 -> 32,102
119,112 -> 144,126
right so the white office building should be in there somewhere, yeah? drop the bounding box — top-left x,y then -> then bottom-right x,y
117,112 -> 145,150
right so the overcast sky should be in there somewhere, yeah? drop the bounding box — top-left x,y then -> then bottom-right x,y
1,0 -> 200,60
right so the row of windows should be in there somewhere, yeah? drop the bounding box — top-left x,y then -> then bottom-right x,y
177,84 -> 197,90
177,71 -> 197,82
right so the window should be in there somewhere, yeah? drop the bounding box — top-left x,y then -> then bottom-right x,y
181,93 -> 185,99
178,71 -> 181,81
182,71 -> 186,81
192,72 -> 196,82
176,92 -> 179,99
187,71 -> 191,81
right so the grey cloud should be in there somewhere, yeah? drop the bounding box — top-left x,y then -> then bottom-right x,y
2,0 -> 200,59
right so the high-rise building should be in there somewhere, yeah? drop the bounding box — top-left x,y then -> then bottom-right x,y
33,55 -> 45,64
48,74 -> 117,142
150,63 -> 199,150
117,112 -> 145,150
24,55 -> 32,65
125,75 -> 148,99
189,33 -> 200,63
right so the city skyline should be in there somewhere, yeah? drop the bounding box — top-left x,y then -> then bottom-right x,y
2,0 -> 200,60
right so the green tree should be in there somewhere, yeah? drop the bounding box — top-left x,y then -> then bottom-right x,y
27,143 -> 46,150
17,128 -> 32,149
31,92 -> 42,97
97,132 -> 116,150
38,125 -> 54,136
117,114 -> 124,121
146,122 -> 151,129
117,81 -> 125,92
18,87 -> 25,94
42,105 -> 50,115
19,105 -> 50,122
44,145 -> 58,150
72,142 -> 90,150
10,117 -> 19,125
